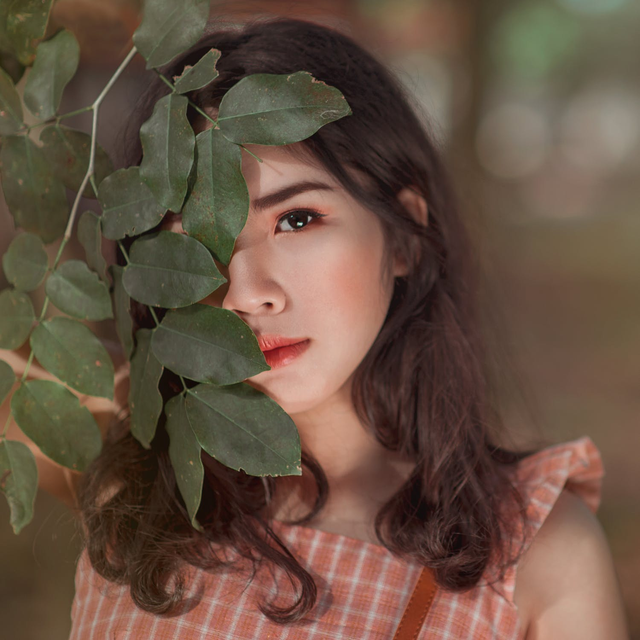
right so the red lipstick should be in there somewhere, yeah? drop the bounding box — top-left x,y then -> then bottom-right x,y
257,335 -> 310,369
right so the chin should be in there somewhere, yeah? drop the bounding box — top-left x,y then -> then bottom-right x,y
243,378 -> 322,416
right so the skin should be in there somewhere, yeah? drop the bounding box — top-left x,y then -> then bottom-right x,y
162,142 -> 425,541
513,490 -> 630,639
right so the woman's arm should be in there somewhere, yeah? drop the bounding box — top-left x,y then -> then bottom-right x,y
517,490 -> 630,640
0,346 -> 129,510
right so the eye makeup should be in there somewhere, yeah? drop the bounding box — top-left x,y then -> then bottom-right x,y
276,209 -> 327,233
161,207 -> 328,239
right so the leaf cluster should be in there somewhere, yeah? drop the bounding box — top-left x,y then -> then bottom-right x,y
0,0 -> 351,533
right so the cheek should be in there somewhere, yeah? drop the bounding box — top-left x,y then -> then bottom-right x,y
243,226 -> 390,412
299,227 -> 390,331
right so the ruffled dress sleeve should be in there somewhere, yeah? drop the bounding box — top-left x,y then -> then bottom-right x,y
495,435 -> 605,605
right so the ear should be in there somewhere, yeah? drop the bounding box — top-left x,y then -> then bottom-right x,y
398,186 -> 428,227
392,186 -> 429,277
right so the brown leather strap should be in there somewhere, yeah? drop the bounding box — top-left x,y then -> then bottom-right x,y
392,566 -> 437,640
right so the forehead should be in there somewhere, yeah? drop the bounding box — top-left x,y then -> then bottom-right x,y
197,107 -> 368,204
197,106 -> 332,183
240,142 -> 336,194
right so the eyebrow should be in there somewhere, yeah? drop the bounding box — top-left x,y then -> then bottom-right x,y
252,180 -> 335,212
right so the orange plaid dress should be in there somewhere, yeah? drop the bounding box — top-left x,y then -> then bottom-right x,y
69,436 -> 603,639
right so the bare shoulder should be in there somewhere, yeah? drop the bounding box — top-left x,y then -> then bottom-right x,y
515,489 -> 629,640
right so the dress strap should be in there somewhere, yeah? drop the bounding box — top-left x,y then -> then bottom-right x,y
392,566 -> 437,640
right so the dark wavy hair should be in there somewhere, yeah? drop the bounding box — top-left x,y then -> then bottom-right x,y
77,15 -> 546,624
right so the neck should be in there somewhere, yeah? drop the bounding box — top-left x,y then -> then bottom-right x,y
267,380 -> 415,538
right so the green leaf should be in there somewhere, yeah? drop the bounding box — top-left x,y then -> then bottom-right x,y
30,317 -> 114,399
0,134 -> 69,243
11,380 -> 102,471
185,383 -> 302,477
0,440 -> 37,534
151,304 -> 269,385
173,48 -> 220,94
218,71 -> 352,146
97,166 -> 166,240
4,0 -> 54,66
123,231 -> 225,308
132,0 -> 210,69
45,260 -> 113,321
109,265 -> 134,360
23,30 -> 80,120
182,128 -> 248,264
78,211 -> 108,282
0,289 -> 35,349
40,124 -> 114,199
165,393 -> 203,530
129,329 -> 163,449
0,67 -> 23,135
0,359 -> 16,406
2,232 -> 48,292
139,93 -> 195,212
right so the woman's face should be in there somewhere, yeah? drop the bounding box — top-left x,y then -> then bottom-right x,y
163,143 -> 404,416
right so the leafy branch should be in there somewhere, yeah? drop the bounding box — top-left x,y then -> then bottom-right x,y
0,0 -> 352,535
13,46 -> 138,395
153,68 -> 263,164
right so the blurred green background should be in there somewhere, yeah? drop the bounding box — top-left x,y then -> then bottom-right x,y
1,0 -> 639,637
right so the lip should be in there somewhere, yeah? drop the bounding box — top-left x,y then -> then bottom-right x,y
257,336 -> 311,370
256,334 -> 309,352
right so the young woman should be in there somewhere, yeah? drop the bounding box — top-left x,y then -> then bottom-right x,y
2,15 -> 629,640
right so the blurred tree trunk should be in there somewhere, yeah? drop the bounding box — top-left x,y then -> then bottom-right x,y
446,0 -> 508,205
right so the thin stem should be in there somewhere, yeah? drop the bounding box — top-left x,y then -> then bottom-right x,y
154,69 -> 217,126
16,87 -> 94,135
57,105 -> 94,122
189,101 -> 217,127
55,45 -> 138,269
19,351 -> 35,384
179,376 -> 189,392
1,412 -> 13,439
155,71 -> 176,93
117,240 -> 130,264
37,298 -> 50,323
96,46 -> 138,106
19,121 -> 50,133
89,174 -> 98,198
12,292 -> 53,392
118,237 -> 161,330
148,306 -> 160,326
239,144 -> 263,163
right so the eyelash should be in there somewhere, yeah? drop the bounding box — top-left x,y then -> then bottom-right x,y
166,209 -> 326,236
276,209 -> 326,233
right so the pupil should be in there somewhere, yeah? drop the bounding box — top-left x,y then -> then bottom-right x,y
291,213 -> 305,228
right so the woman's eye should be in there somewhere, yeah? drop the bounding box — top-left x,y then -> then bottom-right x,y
276,209 -> 326,233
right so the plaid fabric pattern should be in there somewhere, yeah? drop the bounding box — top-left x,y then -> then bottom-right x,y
69,436 -> 603,639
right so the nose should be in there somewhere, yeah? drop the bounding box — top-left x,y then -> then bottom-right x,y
211,238 -> 286,317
